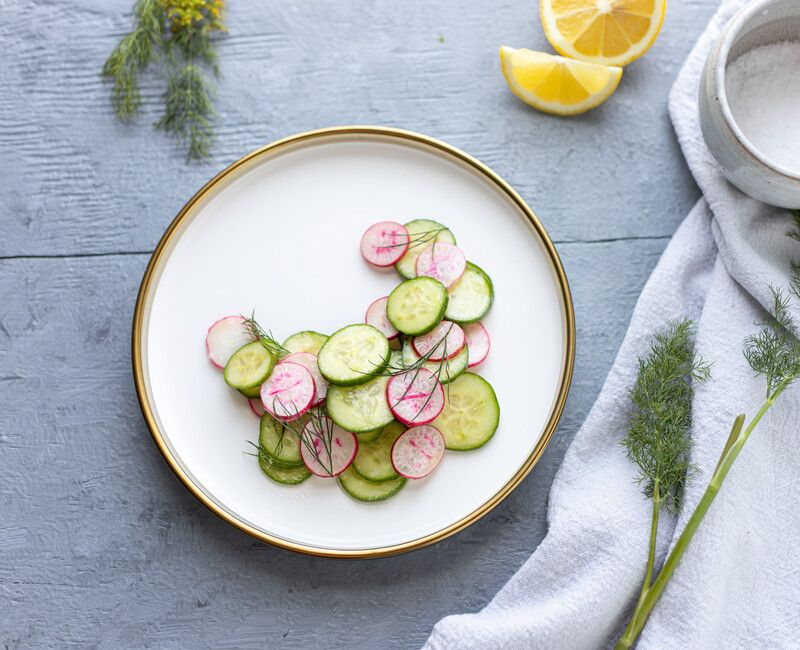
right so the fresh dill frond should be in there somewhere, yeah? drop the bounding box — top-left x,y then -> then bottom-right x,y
241,314 -> 290,358
785,209 -> 800,244
622,319 -> 709,513
157,63 -> 215,160
103,0 -> 226,160
102,0 -> 165,120
744,287 -> 800,398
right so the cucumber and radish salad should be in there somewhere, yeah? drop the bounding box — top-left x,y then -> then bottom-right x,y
204,219 -> 499,503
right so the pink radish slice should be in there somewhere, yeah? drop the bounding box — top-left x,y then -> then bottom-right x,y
365,296 -> 399,340
464,322 -> 491,368
391,425 -> 445,479
415,242 -> 466,287
386,368 -> 445,426
206,315 -> 252,369
248,398 -> 266,418
260,362 -> 316,421
360,221 -> 409,267
412,320 -> 465,361
281,352 -> 328,405
300,416 -> 358,477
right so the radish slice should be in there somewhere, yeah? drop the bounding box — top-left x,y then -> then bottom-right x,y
365,296 -> 399,340
282,352 -> 328,406
206,315 -> 252,369
464,322 -> 491,368
248,398 -> 265,418
415,242 -> 466,287
360,221 -> 410,267
386,368 -> 445,426
412,321 -> 465,361
260,362 -> 316,421
300,415 -> 358,477
391,425 -> 445,479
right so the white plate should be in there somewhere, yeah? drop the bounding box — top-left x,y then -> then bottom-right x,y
133,126 -> 574,557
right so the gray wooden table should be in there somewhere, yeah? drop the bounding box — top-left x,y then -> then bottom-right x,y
2,1 -> 718,647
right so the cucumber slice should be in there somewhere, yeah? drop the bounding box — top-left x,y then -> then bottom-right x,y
445,262 -> 494,323
259,413 -> 303,467
432,372 -> 499,450
224,341 -> 275,392
283,330 -> 329,355
387,277 -> 448,336
239,384 -> 262,398
395,219 -> 457,279
401,341 -> 468,384
352,421 -> 405,482
259,455 -> 312,485
356,428 -> 382,444
326,375 -> 394,433
317,324 -> 390,386
338,467 -> 406,502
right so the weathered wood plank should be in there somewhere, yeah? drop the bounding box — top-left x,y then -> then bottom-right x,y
0,0 -> 717,257
0,234 -> 666,647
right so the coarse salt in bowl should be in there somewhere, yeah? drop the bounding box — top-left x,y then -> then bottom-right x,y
699,0 -> 800,208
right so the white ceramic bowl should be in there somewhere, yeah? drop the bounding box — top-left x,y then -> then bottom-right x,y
699,0 -> 800,208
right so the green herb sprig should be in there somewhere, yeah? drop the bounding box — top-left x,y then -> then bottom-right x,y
102,0 -> 226,160
248,405 -> 340,477
242,314 -> 290,359
616,212 -> 800,648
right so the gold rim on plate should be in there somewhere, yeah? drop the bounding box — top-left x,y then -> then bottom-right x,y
132,125 -> 575,558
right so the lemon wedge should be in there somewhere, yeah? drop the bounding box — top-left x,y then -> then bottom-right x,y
499,47 -> 622,116
540,0 -> 666,67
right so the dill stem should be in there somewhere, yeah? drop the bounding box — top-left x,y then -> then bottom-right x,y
616,381 -> 790,649
639,481 -> 660,603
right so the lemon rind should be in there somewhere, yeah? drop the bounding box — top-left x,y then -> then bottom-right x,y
499,47 -> 623,116
540,0 -> 667,67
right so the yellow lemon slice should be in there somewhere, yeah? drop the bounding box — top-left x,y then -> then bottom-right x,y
541,0 -> 666,66
499,47 -> 622,116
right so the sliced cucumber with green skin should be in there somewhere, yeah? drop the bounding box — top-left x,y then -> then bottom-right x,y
239,384 -> 262,398
432,372 -> 499,450
317,324 -> 390,386
338,467 -> 406,502
395,219 -> 457,279
283,330 -> 329,355
326,375 -> 394,433
445,262 -> 494,324
259,413 -> 303,467
259,455 -> 312,485
356,428 -> 382,444
401,341 -> 468,384
352,421 -> 405,482
387,277 -> 448,336
224,341 -> 275,392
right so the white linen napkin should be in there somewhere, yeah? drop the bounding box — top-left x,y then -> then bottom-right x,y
424,0 -> 800,647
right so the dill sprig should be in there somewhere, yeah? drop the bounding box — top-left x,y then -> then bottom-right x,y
744,211 -> 800,398
743,288 -> 800,398
157,0 -> 225,160
102,0 -> 165,120
245,404 -> 338,476
617,211 -> 800,649
622,319 -> 709,513
378,227 -> 449,251
383,324 -> 458,423
375,323 -> 458,379
102,0 -> 226,160
157,63 -> 215,160
242,313 -> 290,358
246,410 -> 304,471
